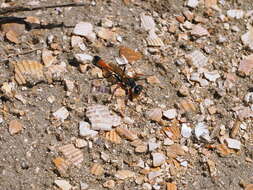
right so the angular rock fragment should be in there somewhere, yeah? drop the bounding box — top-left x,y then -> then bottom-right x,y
186,50 -> 208,68
54,179 -> 72,190
190,25 -> 209,37
104,130 -> 122,144
152,152 -> 166,167
115,127 -> 138,141
140,13 -> 156,31
9,120 -> 23,135
227,9 -> 244,19
181,123 -> 192,138
238,54 -> 253,76
163,109 -> 177,120
79,121 -> 98,137
73,22 -> 96,42
53,107 -> 69,122
145,108 -> 162,122
195,122 -> 210,141
225,138 -> 241,150
90,163 -> 104,176
241,28 -> 253,51
115,170 -> 135,179
186,0 -> 199,8
53,157 -> 70,176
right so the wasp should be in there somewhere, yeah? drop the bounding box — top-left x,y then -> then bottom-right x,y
92,56 -> 144,101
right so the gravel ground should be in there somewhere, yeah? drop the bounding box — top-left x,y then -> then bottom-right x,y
0,0 -> 253,190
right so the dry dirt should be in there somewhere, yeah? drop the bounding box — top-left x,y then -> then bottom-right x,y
0,0 -> 253,190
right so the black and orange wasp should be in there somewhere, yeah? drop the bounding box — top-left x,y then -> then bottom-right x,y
92,56 -> 146,101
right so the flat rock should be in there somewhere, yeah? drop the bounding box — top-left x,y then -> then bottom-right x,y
54,179 -> 72,190
163,109 -> 177,119
53,107 -> 69,122
225,138 -> 241,150
152,152 -> 165,167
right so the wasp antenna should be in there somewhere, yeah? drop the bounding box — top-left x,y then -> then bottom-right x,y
92,56 -> 101,65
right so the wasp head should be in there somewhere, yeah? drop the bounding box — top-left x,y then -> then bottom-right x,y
133,85 -> 143,95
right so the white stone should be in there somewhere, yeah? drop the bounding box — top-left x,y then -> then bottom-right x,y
148,171 -> 162,180
74,53 -> 93,63
73,22 -> 93,36
180,161 -> 188,167
142,183 -> 152,190
53,107 -> 69,122
152,153 -> 165,167
203,70 -> 220,82
225,138 -> 241,150
80,182 -> 89,190
148,141 -> 159,152
54,180 -> 72,190
187,0 -> 199,8
195,122 -> 210,141
163,138 -> 174,145
227,9 -> 244,19
187,50 -> 208,68
181,123 -> 192,138
140,13 -> 156,31
79,121 -> 98,137
163,109 -> 177,119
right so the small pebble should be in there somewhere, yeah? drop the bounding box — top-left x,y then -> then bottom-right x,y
53,107 -> 69,122
163,109 -> 177,120
152,152 -> 165,167
181,123 -> 192,138
225,138 -> 241,150
54,180 -> 72,190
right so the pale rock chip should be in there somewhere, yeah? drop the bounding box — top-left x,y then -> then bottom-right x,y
143,183 -> 152,190
203,70 -> 220,82
181,123 -> 192,138
238,54 -> 253,75
54,179 -> 72,190
186,50 -> 208,68
79,121 -> 98,137
86,104 -> 121,131
152,152 -> 166,167
101,18 -> 113,28
9,120 -> 23,135
225,138 -> 241,150
163,138 -> 174,145
148,138 -> 160,151
74,53 -> 93,64
42,49 -> 56,67
191,24 -> 210,37
115,127 -> 138,141
97,27 -> 117,42
244,92 -> 253,104
146,30 -> 164,47
241,28 -> 253,51
73,22 -> 93,36
115,170 -> 135,179
140,13 -> 156,31
53,107 -> 69,122
145,108 -> 162,122
90,163 -> 104,176
187,0 -> 199,8
227,9 -> 244,19
163,109 -> 177,120
195,122 -> 210,141
75,139 -> 88,148
148,170 -> 162,180
71,36 -> 86,50
103,180 -> 115,189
